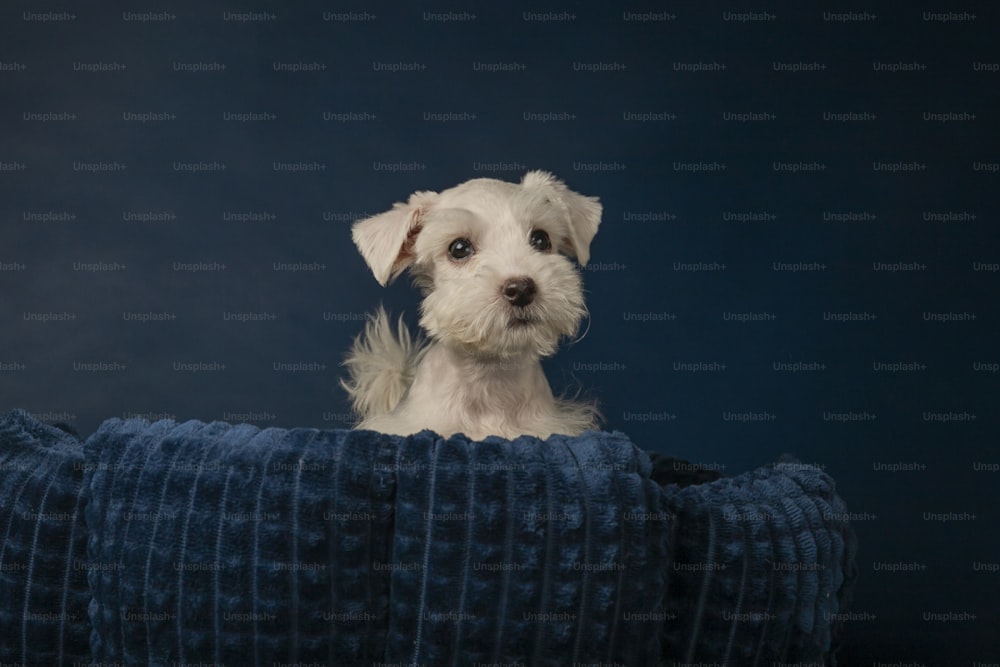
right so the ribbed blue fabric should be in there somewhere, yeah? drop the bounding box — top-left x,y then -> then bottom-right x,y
659,455 -> 858,666
0,410 -> 857,665
84,417 -> 397,665
0,409 -> 90,664
385,430 -> 670,666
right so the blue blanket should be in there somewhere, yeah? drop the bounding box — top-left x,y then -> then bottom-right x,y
0,409 -> 857,665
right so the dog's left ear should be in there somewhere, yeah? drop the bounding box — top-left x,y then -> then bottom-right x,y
352,190 -> 438,286
521,170 -> 602,265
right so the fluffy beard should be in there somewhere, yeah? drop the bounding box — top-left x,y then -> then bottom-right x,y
417,263 -> 585,360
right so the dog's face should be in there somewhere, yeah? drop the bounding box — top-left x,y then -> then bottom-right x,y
352,171 -> 602,358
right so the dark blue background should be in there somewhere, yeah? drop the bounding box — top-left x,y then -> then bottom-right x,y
2,2 -> 997,662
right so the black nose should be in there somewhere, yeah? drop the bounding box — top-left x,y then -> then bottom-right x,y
501,277 -> 536,307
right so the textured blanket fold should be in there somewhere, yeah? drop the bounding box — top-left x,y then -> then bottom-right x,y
84,418 -> 398,664
386,432 -> 668,666
0,409 -> 857,665
659,456 -> 857,665
0,411 -> 90,664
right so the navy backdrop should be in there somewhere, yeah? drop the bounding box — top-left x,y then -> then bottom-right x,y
1,1 -> 997,662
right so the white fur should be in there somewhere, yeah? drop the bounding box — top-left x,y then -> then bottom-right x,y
342,170 -> 601,441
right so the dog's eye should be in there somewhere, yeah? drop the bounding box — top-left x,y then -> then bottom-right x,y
529,229 -> 551,252
448,238 -> 474,260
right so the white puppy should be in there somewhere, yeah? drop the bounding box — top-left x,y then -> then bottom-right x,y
341,170 -> 602,441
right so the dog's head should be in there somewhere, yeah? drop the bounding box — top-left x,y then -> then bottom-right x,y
351,170 -> 602,358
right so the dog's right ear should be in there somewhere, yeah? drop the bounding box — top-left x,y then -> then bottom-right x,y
351,190 -> 438,286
